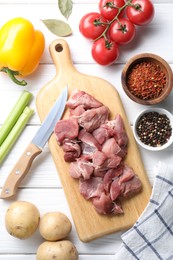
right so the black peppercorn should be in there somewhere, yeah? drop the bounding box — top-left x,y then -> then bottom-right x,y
136,111 -> 172,147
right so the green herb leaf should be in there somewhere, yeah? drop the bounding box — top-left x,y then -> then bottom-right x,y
42,19 -> 72,37
58,0 -> 73,20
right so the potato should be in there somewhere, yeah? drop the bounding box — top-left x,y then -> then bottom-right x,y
5,201 -> 40,239
39,212 -> 72,241
36,240 -> 78,260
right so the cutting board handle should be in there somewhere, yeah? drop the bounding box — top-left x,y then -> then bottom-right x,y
49,39 -> 76,74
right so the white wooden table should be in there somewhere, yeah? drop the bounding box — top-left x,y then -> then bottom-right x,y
0,0 -> 173,259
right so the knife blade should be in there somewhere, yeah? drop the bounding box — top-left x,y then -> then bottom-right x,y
0,86 -> 68,199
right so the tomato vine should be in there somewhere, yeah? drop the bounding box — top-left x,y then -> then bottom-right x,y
79,0 -> 155,65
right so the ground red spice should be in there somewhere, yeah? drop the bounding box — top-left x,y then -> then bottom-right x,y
127,61 -> 167,100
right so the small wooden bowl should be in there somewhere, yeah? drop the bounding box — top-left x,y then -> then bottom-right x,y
121,53 -> 173,105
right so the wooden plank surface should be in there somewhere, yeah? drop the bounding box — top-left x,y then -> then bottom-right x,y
36,39 -> 151,242
0,0 -> 173,259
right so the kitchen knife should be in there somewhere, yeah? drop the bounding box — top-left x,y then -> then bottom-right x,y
0,86 -> 68,199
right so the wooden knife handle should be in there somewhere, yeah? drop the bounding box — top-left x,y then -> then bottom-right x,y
0,143 -> 42,199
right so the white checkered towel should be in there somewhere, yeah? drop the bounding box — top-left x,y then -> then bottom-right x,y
114,161 -> 173,260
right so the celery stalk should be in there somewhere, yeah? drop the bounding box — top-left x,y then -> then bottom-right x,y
0,91 -> 32,146
0,106 -> 34,165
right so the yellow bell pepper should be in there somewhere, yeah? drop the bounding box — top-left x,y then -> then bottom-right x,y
0,17 -> 45,86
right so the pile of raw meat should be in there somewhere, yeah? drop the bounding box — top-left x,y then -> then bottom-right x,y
54,90 -> 142,215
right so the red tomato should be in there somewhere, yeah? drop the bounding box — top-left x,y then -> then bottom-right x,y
79,12 -> 107,40
109,18 -> 136,45
126,0 -> 154,26
99,0 -> 125,20
91,38 -> 119,65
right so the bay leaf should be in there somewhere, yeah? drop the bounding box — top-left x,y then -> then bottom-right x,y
42,19 -> 72,37
58,0 -> 73,20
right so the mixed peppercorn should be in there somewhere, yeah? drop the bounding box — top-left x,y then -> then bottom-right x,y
136,111 -> 172,147
127,61 -> 166,100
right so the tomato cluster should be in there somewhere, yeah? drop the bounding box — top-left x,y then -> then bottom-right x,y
79,0 -> 154,66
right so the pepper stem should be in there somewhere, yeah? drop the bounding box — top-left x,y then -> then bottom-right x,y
0,67 -> 27,86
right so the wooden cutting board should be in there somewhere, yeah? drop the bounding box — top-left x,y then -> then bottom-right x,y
36,39 -> 151,242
